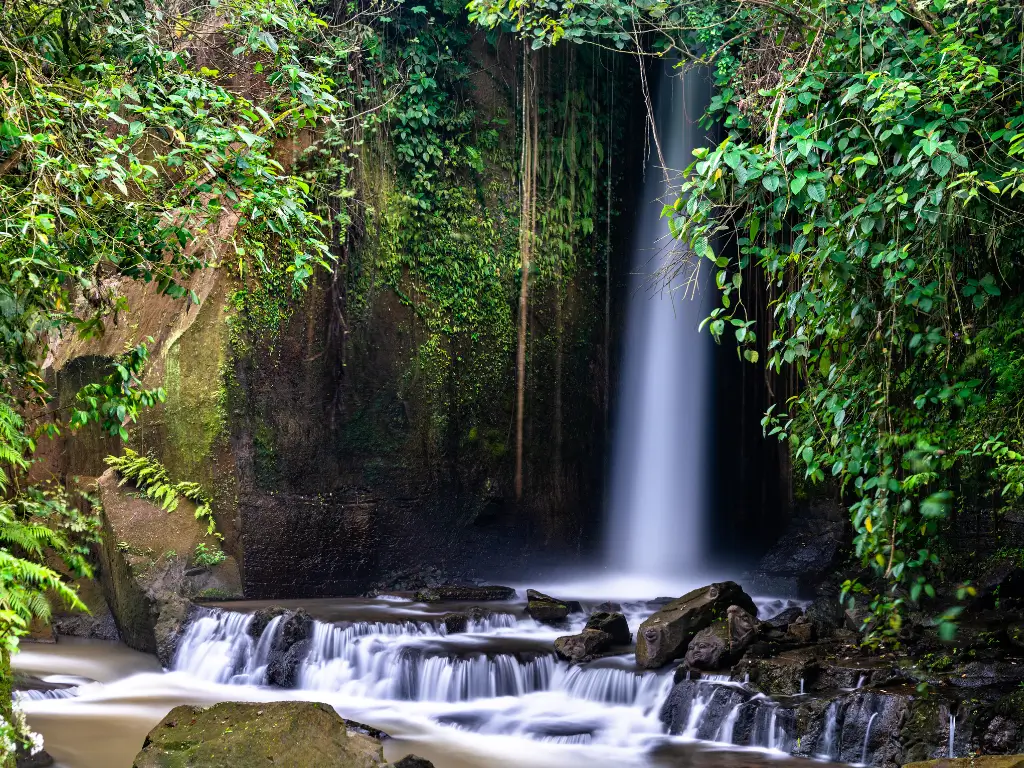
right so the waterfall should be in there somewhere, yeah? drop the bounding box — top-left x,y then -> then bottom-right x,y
861,711 -> 878,765
606,60 -> 713,580
948,713 -> 956,758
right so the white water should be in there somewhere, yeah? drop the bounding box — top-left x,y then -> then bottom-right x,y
606,60 -> 714,579
17,596 -> 824,768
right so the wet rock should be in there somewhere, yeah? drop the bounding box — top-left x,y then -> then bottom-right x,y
594,601 -> 623,613
585,611 -> 631,645
764,606 -> 804,631
905,759 -> 1024,768
388,758 -> 435,768
787,617 -> 816,644
414,585 -> 515,602
525,590 -> 581,624
984,716 -> 1021,753
746,501 -> 847,596
805,596 -> 845,637
659,678 -> 753,738
635,582 -> 758,669
732,649 -> 819,696
684,622 -> 731,670
441,612 -> 468,634
554,628 -> 613,662
132,701 -> 383,767
265,609 -> 313,687
249,606 -> 289,639
16,748 -> 54,768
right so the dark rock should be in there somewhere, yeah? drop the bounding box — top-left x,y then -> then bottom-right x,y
594,601 -> 623,613
764,606 -> 804,631
280,608 -> 313,647
584,611 -> 631,645
389,757 -> 435,768
732,649 -> 819,696
635,582 -> 758,669
554,629 -> 613,662
787,617 -> 817,644
683,605 -> 757,671
267,638 -> 311,688
16,748 -> 54,768
984,716 -> 1021,754
659,678 -> 752,738
526,589 -> 579,624
905,759 -> 1024,768
248,606 -> 289,639
414,585 -> 515,602
1008,623 -> 1024,652
805,596 -> 846,637
132,701 -> 383,767
441,613 -> 468,634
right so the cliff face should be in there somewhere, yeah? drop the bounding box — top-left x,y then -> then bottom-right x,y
37,38 -> 640,598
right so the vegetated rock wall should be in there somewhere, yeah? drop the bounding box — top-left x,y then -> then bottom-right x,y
33,36 -> 646,600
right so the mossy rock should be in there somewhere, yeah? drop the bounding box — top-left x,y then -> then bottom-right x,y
904,758 -> 1024,768
132,701 -> 383,768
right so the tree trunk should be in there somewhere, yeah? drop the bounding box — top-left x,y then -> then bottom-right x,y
515,45 -> 536,501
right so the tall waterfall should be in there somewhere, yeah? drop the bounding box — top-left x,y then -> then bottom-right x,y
606,61 -> 714,579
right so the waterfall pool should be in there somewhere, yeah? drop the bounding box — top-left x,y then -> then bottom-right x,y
13,591 -> 845,768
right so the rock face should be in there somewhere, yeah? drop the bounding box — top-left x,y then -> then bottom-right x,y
132,701 -> 383,768
635,582 -> 758,669
805,596 -> 846,637
554,629 -> 613,662
904,760 -> 1024,768
585,611 -> 631,645
414,585 -> 515,602
525,590 -> 582,624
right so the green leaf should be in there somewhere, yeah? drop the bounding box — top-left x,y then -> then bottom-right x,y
930,155 -> 952,177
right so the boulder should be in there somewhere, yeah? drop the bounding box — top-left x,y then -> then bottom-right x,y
635,582 -> 758,669
585,611 -> 631,645
388,758 -> 434,768
414,585 -> 515,602
554,629 -> 613,662
787,616 -> 817,644
732,649 -> 820,696
683,605 -> 758,671
594,601 -> 623,613
441,612 -> 468,634
266,609 -> 313,687
525,590 -> 582,624
249,606 -> 289,639
16,748 -> 54,768
764,606 -> 804,631
805,596 -> 846,637
132,701 -> 382,768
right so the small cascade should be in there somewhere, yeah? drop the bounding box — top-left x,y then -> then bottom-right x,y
552,664 -> 671,707
861,712 -> 878,765
816,701 -> 840,760
15,687 -> 80,702
948,713 -> 956,758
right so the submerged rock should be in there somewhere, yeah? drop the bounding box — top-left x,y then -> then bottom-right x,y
132,701 -> 383,767
414,585 -> 515,602
266,609 -> 313,687
635,582 -> 758,669
525,589 -> 582,624
249,605 -> 289,638
554,628 -> 613,662
585,611 -> 631,645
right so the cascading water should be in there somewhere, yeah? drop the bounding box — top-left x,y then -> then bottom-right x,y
606,59 -> 713,581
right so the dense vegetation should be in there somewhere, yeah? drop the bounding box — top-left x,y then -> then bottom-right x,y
474,0 -> 1024,643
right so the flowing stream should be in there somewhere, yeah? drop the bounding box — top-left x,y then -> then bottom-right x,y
16,593 -> 831,768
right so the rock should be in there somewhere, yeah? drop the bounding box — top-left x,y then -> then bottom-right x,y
265,609 -> 313,687
683,605 -> 757,671
805,596 -> 845,637
441,612 -> 468,634
787,617 -> 817,644
764,606 -> 804,631
249,606 -> 289,638
984,716 -> 1021,753
525,590 -> 581,624
584,611 -> 631,645
594,601 -> 623,613
635,582 -> 758,669
905,759 -> 1024,768
132,701 -> 383,768
388,758 -> 434,768
554,629 -> 613,662
732,649 -> 820,696
16,748 -> 54,768
414,585 -> 515,602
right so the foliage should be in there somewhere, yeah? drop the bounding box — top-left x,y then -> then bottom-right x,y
192,541 -> 227,567
652,0 -> 1024,642
104,450 -> 220,539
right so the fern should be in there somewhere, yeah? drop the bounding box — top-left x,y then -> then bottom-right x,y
104,450 -> 223,542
